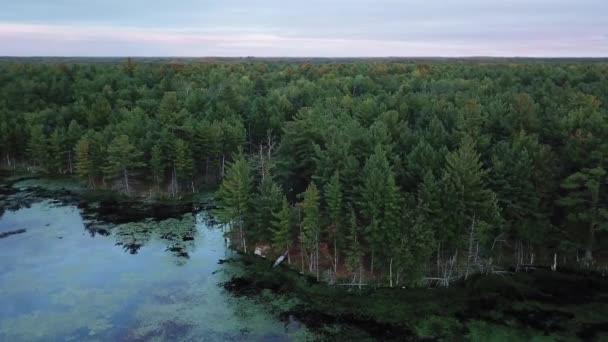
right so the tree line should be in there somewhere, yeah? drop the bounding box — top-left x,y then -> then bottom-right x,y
1,60 -> 607,285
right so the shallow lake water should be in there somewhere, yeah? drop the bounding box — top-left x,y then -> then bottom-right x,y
0,186 -> 314,341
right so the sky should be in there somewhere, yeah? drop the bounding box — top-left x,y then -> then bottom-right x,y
0,0 -> 607,57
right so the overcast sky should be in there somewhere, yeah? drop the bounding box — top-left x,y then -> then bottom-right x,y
1,0 -> 606,57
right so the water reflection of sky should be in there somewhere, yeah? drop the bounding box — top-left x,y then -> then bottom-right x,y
0,198 -> 313,341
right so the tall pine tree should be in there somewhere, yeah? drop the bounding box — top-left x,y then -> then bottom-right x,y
215,150 -> 254,253
75,136 -> 95,188
271,196 -> 293,263
104,135 -> 145,194
301,182 -> 321,280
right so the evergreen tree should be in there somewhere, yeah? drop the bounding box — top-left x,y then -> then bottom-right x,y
173,139 -> 194,192
271,196 -> 292,263
301,182 -> 321,280
441,136 -> 501,278
215,150 -> 254,253
104,135 -> 145,194
49,127 -> 67,174
194,120 -> 223,180
28,124 -> 48,170
75,136 -> 95,188
345,208 -> 363,286
254,176 -> 283,243
558,165 -> 608,264
416,171 -> 443,274
383,168 -> 403,286
150,144 -> 164,187
158,91 -> 179,125
88,96 -> 111,129
359,145 -> 395,274
490,131 -> 546,248
325,171 -> 344,276
65,120 -> 83,174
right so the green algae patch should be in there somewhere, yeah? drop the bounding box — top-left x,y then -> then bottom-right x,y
13,177 -> 84,192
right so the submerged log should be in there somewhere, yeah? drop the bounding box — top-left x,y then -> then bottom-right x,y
0,229 -> 26,239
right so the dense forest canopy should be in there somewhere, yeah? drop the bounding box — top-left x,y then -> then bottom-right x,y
1,60 -> 607,285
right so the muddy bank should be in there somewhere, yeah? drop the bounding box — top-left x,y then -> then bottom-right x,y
222,255 -> 608,341
0,175 -> 211,226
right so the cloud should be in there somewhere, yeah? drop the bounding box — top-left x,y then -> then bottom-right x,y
0,0 -> 607,57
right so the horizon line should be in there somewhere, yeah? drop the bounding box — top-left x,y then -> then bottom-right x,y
1,55 -> 607,59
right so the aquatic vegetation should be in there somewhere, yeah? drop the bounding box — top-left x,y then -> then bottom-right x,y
13,177 -> 84,192
0,183 -> 319,341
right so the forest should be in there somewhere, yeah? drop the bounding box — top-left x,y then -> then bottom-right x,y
1,60 -> 607,287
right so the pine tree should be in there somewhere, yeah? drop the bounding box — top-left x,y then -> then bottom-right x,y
173,139 -> 194,193
416,171 -> 443,275
49,128 -> 67,174
158,91 -> 179,126
194,120 -> 223,180
255,176 -> 283,243
87,131 -> 108,183
220,119 -> 247,177
301,182 -> 321,280
558,165 -> 608,265
75,136 -> 94,188
88,96 -> 111,129
0,116 -> 12,168
442,136 -> 501,278
271,196 -> 292,263
325,171 -> 343,276
28,124 -> 48,171
104,135 -> 145,194
150,144 -> 164,187
66,120 -> 83,174
215,150 -> 254,253
383,169 -> 403,286
345,208 -> 363,287
490,131 -> 545,251
359,145 -> 394,275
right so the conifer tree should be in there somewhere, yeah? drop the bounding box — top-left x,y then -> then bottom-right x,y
65,120 -> 83,174
359,145 -> 394,274
490,131 -> 545,249
75,136 -> 95,188
215,150 -> 254,253
325,171 -> 344,276
558,165 -> 608,264
271,196 -> 292,263
416,171 -> 443,273
150,144 -> 164,187
442,136 -> 501,277
255,176 -> 283,243
49,128 -> 67,174
301,182 -> 321,280
383,168 -> 403,286
173,139 -> 194,192
104,135 -> 145,194
88,96 -> 111,129
345,208 -> 363,287
28,124 -> 48,170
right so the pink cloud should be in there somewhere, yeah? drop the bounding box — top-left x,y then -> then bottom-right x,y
0,23 -> 606,57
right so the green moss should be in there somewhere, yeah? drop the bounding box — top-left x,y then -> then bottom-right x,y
415,316 -> 464,340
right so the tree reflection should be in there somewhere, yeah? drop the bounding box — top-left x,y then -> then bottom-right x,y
108,214 -> 197,263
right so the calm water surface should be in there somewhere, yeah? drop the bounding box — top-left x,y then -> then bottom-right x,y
0,184 -> 313,341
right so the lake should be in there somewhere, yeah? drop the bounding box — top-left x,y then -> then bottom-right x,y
0,180 -> 315,341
